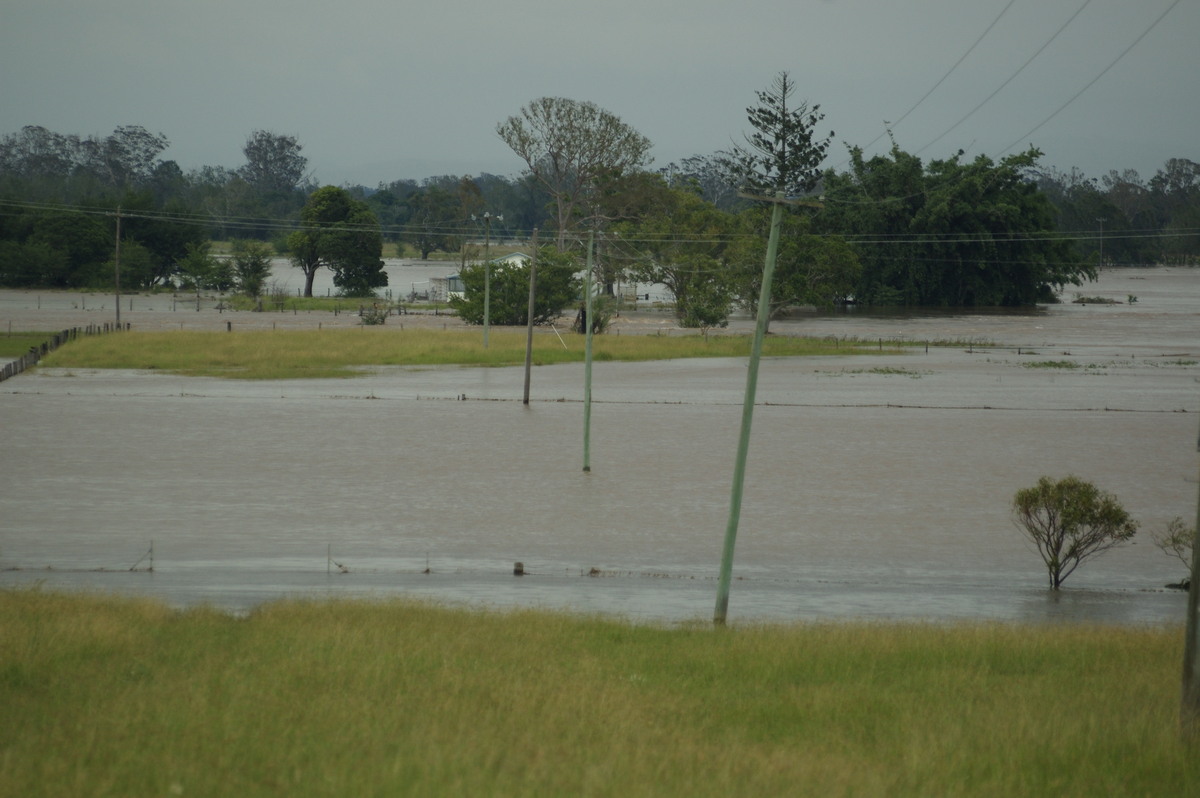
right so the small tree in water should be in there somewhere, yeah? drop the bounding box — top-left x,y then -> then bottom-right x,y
1012,475 -> 1138,589
1151,516 -> 1195,587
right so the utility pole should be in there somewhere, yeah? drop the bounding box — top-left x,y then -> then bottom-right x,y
523,229 -> 539,405
476,211 -> 502,349
114,207 -> 122,327
582,230 -> 595,473
1096,217 -> 1106,271
714,191 -> 822,625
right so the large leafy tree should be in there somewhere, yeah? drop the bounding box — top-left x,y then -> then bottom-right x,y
450,248 -> 581,326
420,175 -> 485,261
110,193 -> 208,289
660,153 -> 743,211
0,239 -> 66,287
0,193 -> 203,289
0,126 -> 77,186
731,206 -> 860,319
497,97 -> 652,249
820,146 -> 1090,306
0,125 -> 169,200
80,126 -> 170,189
288,186 -> 386,297
239,130 -> 307,196
403,185 -> 459,259
7,209 -> 111,287
473,172 -> 550,234
1034,168 -> 1132,266
1149,158 -> 1200,263
614,180 -> 742,328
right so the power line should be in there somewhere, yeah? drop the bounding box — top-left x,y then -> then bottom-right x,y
0,197 -> 1192,261
869,0 -> 1019,149
997,0 -> 1184,156
916,0 -> 1095,156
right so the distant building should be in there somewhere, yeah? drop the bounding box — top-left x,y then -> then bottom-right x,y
430,253 -> 532,302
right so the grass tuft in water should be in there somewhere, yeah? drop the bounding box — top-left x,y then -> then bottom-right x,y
1022,359 -> 1080,370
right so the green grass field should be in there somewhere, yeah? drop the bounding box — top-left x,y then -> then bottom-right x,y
0,332 -> 55,359
1,590 -> 1196,797
39,328 -> 891,379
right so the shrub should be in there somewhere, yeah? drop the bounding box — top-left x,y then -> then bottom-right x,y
1151,516 -> 1195,585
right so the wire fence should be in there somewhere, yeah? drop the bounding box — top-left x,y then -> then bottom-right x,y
0,323 -> 127,383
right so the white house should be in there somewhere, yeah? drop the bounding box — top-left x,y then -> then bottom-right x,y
432,253 -> 532,302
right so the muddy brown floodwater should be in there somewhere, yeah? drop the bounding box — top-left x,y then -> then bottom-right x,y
1,266 -> 1198,624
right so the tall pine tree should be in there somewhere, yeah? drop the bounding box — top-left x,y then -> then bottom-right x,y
718,72 -> 833,197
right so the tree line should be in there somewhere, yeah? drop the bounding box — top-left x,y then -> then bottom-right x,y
1,80 -> 1197,320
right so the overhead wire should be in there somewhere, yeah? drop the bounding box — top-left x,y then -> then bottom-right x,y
860,0 -> 1019,155
826,0 -> 1181,209
915,0 -> 1095,156
2,195 -> 1190,258
997,0 -> 1184,156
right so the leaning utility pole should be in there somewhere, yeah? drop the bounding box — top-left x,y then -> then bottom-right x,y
713,192 -> 786,625
713,191 -> 823,626
714,71 -> 832,625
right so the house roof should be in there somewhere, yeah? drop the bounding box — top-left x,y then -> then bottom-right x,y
489,252 -> 530,265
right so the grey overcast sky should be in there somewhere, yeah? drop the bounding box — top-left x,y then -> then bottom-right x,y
2,0 -> 1195,187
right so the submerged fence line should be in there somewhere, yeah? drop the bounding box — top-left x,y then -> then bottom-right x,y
0,323 -> 129,383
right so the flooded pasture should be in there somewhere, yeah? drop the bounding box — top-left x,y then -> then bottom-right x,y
2,267 -> 1198,624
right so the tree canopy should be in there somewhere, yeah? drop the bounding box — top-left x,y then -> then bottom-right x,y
0,119 -> 1197,296
819,146 -> 1090,306
239,130 -> 307,197
731,205 -> 860,320
718,72 -> 832,198
1012,475 -> 1138,590
288,186 -> 386,297
613,180 -> 742,328
450,248 -> 581,326
497,97 -> 652,250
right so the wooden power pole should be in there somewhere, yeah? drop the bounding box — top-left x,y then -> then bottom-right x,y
114,207 -> 122,327
523,229 -> 539,405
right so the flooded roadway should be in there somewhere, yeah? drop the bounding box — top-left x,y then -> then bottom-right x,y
1,267 -> 1198,625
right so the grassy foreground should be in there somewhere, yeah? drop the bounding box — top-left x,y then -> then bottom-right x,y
39,328 -> 887,379
2,590 -> 1196,797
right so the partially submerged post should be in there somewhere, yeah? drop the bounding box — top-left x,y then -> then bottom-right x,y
713,191 -> 786,625
523,230 -> 539,405
113,207 -> 122,327
478,211 -> 502,349
710,72 -> 833,625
